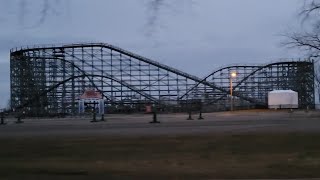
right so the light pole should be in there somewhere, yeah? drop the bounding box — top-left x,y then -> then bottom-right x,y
230,72 -> 237,111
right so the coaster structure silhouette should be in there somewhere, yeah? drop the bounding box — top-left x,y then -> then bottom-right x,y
9,43 -> 315,116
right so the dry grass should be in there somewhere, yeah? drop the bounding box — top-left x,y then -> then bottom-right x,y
1,133 -> 320,179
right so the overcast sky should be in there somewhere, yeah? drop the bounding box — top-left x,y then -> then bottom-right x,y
0,0 -> 305,108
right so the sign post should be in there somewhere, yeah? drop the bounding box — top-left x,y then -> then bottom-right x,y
0,112 -> 5,125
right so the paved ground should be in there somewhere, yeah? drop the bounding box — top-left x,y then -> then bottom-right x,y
1,110 -> 320,138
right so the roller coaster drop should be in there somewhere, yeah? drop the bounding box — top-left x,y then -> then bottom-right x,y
10,43 -> 315,116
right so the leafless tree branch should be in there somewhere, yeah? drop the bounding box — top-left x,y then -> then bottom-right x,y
5,0 -> 192,34
145,0 -> 194,37
145,0 -> 169,36
286,0 -> 320,86
15,0 -> 63,27
18,0 -> 27,25
301,0 -> 320,16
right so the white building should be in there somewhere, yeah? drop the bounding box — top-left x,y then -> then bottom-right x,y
268,90 -> 298,109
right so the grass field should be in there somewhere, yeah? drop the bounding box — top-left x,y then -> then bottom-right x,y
1,133 -> 320,179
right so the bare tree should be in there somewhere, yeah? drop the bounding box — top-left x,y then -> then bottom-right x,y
16,0 -> 65,27
23,0 -> 193,36
145,0 -> 167,36
5,0 -> 186,32
286,0 -> 320,88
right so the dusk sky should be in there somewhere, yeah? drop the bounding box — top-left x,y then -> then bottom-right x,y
0,0 -> 308,108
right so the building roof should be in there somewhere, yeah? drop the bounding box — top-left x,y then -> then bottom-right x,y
269,90 -> 297,94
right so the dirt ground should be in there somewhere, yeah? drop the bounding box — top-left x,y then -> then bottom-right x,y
1,109 -> 320,138
0,110 -> 320,179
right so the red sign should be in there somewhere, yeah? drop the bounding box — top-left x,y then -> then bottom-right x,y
80,89 -> 103,99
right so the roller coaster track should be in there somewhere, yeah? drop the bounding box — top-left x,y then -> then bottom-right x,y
12,43 -> 202,82
178,65 -> 261,100
10,43 -> 314,115
11,43 -> 225,101
13,74 -> 160,113
180,60 -> 314,107
11,43 -> 258,102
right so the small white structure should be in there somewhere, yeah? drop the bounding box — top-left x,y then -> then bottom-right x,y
78,89 -> 105,114
268,90 -> 298,109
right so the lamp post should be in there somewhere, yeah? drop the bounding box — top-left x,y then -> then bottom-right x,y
230,72 -> 237,111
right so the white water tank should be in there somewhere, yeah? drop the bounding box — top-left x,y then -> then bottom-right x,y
268,90 -> 298,109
